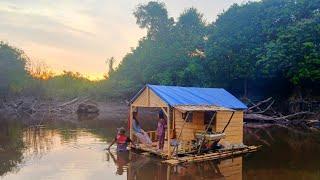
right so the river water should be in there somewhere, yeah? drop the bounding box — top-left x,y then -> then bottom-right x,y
0,116 -> 320,180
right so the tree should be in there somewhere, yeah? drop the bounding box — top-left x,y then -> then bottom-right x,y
258,14 -> 320,86
106,57 -> 115,78
133,1 -> 173,40
0,42 -> 29,95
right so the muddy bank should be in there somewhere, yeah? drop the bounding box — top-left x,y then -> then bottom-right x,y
0,98 -> 128,124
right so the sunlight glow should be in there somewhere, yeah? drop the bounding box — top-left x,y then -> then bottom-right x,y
0,0 -> 252,78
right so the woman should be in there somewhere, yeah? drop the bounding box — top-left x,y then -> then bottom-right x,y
156,110 -> 167,150
132,112 -> 152,146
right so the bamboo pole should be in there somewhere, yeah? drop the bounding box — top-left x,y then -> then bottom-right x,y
129,105 -> 133,140
222,111 -> 235,133
197,112 -> 217,154
171,111 -> 191,156
167,107 -> 171,158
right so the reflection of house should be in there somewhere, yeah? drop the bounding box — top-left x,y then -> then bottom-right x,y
129,85 -> 258,163
127,155 -> 243,180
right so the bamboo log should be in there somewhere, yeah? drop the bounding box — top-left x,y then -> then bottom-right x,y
163,146 -> 259,165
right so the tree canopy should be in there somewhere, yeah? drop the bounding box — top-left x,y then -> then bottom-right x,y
106,0 -> 320,99
0,42 -> 29,95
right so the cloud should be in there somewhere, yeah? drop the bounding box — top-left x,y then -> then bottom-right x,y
0,0 -> 254,78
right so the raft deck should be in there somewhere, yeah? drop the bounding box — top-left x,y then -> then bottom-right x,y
163,145 -> 259,165
131,141 -> 259,164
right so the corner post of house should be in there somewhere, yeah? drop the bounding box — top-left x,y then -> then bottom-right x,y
167,106 -> 171,158
129,105 -> 133,141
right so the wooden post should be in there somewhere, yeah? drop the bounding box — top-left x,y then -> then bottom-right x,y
166,164 -> 171,180
129,105 -> 133,141
167,106 -> 171,157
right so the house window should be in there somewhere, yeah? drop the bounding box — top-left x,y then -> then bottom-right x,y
182,112 -> 193,122
204,111 -> 215,125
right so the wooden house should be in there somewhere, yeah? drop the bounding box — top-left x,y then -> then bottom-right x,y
129,85 -> 258,163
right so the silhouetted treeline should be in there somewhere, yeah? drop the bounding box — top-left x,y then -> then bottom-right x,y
0,42 -> 95,99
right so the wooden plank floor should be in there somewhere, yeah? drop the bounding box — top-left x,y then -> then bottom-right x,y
132,141 -> 171,159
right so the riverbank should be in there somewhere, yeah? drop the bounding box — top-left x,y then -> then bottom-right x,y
0,97 -> 128,125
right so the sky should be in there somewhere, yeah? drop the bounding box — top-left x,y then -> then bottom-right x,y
0,0 -> 252,80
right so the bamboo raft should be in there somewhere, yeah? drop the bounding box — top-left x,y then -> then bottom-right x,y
131,143 -> 260,165
163,145 -> 259,165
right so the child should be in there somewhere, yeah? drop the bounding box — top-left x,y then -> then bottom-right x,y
156,110 -> 167,150
106,127 -> 134,152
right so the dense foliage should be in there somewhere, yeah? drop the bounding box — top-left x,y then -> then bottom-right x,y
105,0 -> 320,100
0,42 -> 30,96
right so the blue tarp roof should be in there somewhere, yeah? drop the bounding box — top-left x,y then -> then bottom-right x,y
132,84 -> 247,110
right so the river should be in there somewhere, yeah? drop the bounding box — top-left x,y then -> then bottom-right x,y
0,114 -> 320,180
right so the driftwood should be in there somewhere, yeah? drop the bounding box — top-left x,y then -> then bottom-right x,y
244,111 -> 315,122
244,97 -> 319,130
0,97 -> 97,124
246,97 -> 273,112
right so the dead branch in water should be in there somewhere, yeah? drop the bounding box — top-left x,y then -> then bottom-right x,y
0,97 -> 95,123
246,97 -> 273,112
244,97 -> 319,130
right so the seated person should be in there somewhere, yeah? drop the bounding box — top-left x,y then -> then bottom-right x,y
132,112 -> 152,146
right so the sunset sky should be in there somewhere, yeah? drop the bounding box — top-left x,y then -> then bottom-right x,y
0,0 -> 252,80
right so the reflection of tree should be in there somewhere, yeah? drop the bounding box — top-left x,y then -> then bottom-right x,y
0,120 -> 24,176
244,125 -> 320,170
59,128 -> 78,143
23,127 -> 56,158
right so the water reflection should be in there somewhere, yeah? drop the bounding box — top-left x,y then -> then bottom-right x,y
105,149 -> 243,180
106,151 -> 130,175
0,119 -> 320,180
0,120 -> 24,177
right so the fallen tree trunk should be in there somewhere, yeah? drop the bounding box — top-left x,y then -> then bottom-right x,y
244,113 -> 277,123
244,97 -> 319,130
244,111 -> 315,123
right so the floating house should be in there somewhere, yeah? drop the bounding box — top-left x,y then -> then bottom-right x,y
129,85 -> 258,164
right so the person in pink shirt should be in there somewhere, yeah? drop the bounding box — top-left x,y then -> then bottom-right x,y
156,110 -> 167,150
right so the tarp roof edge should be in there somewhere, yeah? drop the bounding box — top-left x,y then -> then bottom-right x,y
174,105 -> 235,112
130,84 -> 247,110
129,85 -> 146,105
129,84 -> 171,106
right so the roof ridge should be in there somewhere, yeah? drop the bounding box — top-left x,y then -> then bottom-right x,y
147,84 -> 225,90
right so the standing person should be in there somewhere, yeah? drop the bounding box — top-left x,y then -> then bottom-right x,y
106,127 -> 134,152
156,110 -> 167,150
132,112 -> 152,146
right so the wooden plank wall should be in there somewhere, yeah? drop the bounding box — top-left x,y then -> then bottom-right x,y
215,111 -> 243,144
174,109 -> 206,141
174,109 -> 243,144
132,87 -> 168,108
